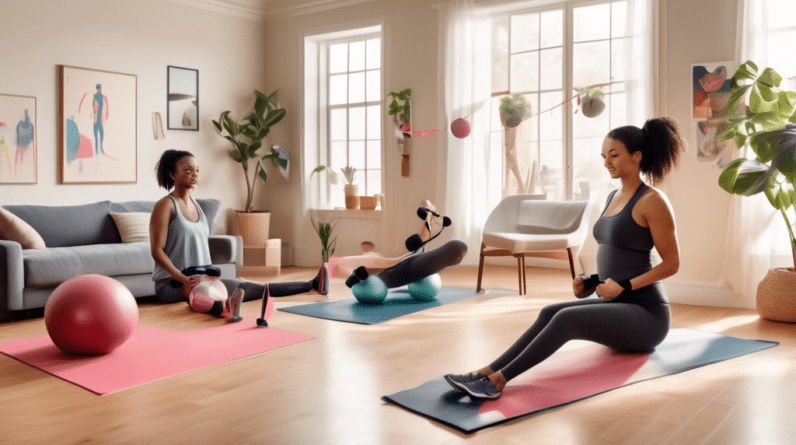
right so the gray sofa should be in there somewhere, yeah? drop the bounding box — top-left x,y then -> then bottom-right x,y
0,199 -> 242,312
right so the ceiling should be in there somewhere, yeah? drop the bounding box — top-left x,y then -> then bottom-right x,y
171,0 -> 375,22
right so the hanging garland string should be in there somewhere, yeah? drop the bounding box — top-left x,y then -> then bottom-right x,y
491,81 -> 618,120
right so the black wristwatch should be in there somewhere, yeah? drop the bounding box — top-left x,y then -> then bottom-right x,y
618,279 -> 633,294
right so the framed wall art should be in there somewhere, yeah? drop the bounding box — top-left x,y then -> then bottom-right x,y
58,65 -> 137,184
0,93 -> 37,184
167,66 -> 199,131
692,61 -> 735,168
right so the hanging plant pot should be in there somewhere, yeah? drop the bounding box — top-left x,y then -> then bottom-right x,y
581,96 -> 606,118
756,268 -> 796,322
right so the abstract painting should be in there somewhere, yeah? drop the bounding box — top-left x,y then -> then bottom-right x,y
167,66 -> 199,131
59,65 -> 137,184
0,93 -> 37,184
692,61 -> 735,167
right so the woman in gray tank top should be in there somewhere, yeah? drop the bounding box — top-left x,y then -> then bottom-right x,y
446,118 -> 686,400
150,150 -> 329,319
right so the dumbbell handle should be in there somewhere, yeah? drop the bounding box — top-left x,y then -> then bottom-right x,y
577,273 -> 603,289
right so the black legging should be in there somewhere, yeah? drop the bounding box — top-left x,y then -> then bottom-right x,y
490,283 -> 670,382
375,239 -> 468,288
155,277 -> 319,303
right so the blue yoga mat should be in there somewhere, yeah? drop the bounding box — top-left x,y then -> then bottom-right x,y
278,287 -> 513,324
382,328 -> 778,434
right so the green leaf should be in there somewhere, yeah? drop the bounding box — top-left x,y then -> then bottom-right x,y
258,168 -> 267,183
778,90 -> 796,116
718,157 -> 774,196
223,115 -> 238,137
313,165 -> 326,174
263,108 -> 286,129
771,125 -> 796,175
728,84 -> 751,110
212,119 -> 222,133
230,149 -> 243,163
733,61 -> 758,82
749,130 -> 779,163
764,186 -> 778,207
254,90 -> 268,117
776,187 -> 792,210
750,84 -> 778,114
758,67 -> 783,88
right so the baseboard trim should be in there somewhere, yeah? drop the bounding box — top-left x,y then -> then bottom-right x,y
663,279 -> 746,308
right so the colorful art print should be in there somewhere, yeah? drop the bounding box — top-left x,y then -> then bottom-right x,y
167,66 -> 199,131
0,93 -> 37,184
692,62 -> 736,167
58,65 -> 137,184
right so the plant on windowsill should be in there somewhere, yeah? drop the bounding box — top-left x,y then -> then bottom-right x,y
717,60 -> 796,322
340,166 -> 359,210
309,208 -> 340,264
212,89 -> 288,246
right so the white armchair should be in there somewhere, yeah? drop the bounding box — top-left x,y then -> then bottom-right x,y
476,196 -> 591,295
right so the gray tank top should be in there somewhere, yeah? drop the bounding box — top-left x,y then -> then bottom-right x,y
593,183 -> 654,286
152,194 -> 212,282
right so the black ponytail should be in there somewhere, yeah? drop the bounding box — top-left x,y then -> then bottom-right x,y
607,117 -> 685,185
155,149 -> 194,190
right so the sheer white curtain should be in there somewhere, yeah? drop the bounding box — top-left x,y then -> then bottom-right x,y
724,0 -> 794,308
624,0 -> 656,125
436,0 -> 497,265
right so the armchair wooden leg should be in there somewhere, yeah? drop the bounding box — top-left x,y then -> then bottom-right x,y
476,242 -> 486,292
522,255 -> 527,295
566,247 -> 576,279
515,254 -> 523,295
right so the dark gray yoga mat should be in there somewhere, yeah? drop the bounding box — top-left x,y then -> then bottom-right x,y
382,328 -> 778,434
278,287 -> 513,324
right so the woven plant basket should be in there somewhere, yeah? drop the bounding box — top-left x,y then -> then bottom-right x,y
756,268 -> 796,323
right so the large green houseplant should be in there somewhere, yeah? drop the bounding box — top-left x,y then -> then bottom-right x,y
718,61 -> 796,321
212,89 -> 288,213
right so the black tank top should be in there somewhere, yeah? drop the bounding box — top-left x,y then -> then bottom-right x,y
593,183 -> 654,285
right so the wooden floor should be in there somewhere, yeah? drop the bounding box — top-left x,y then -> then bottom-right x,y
1,266 -> 794,445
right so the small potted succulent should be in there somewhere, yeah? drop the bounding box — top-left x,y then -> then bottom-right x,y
340,166 -> 359,209
575,86 -> 606,118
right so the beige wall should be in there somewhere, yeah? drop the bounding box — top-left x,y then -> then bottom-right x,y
1,0 -> 749,307
0,0 -> 268,235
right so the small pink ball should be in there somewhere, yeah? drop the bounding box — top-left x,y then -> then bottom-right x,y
450,117 -> 471,139
44,274 -> 138,355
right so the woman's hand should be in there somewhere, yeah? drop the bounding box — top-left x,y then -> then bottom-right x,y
596,279 -> 624,300
179,275 -> 201,299
573,276 -> 595,299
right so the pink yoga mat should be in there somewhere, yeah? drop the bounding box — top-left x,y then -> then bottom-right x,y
0,320 -> 314,395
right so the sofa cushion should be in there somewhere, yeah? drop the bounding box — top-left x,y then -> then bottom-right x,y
22,243 -> 155,288
110,198 -> 221,233
0,206 -> 46,249
3,201 -> 118,247
110,212 -> 151,243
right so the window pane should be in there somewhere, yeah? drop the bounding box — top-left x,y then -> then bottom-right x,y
540,48 -> 562,90
492,15 -> 509,93
491,96 -> 504,131
349,140 -> 366,170
540,9 -> 563,48
330,74 -> 348,105
510,52 -> 539,92
330,141 -> 347,169
540,91 -> 563,141
330,43 -> 348,74
367,105 -> 381,140
573,3 -> 610,42
366,170 -> 381,196
611,1 -> 628,38
610,92 -> 627,129
511,12 -> 539,53
349,40 -> 365,71
573,94 -> 609,139
611,38 -> 626,82
366,70 -> 380,102
366,38 -> 381,69
539,140 -> 563,200
330,108 -> 347,141
573,41 -> 610,88
367,140 -> 381,169
572,136 -> 606,198
349,72 -> 365,103
330,180 -> 345,209
349,106 -> 366,140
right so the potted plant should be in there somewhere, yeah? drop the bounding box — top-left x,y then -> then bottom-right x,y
718,60 -> 796,322
574,86 -> 606,118
498,93 -> 531,128
340,166 -> 359,209
309,209 -> 340,264
212,90 -> 288,245
389,88 -> 412,176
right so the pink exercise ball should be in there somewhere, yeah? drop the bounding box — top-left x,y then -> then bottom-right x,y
190,280 -> 227,302
450,117 -> 471,139
44,274 -> 139,355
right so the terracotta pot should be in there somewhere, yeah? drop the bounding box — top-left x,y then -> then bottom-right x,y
360,195 -> 378,210
230,210 -> 270,247
344,184 -> 360,209
756,267 -> 796,323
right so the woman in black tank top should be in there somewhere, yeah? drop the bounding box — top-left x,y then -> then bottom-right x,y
445,118 -> 686,400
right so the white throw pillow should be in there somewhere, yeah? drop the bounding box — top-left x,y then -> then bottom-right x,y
0,206 -> 46,249
110,212 -> 151,243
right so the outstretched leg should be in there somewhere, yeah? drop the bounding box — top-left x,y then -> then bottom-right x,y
375,239 -> 467,288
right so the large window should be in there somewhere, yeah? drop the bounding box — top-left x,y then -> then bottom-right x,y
490,1 -> 629,201
303,25 -> 383,210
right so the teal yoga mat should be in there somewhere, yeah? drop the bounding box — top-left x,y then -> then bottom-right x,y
278,287 -> 513,324
382,328 -> 778,434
